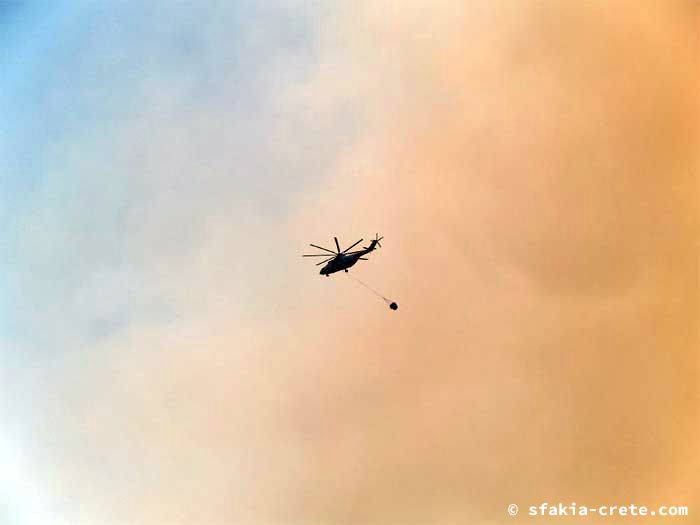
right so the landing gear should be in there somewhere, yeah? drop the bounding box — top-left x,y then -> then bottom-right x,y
344,269 -> 348,273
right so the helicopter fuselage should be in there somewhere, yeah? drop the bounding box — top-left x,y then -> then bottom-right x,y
320,241 -> 377,276
320,253 -> 362,276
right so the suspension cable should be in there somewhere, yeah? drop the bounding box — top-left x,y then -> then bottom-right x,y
347,272 -> 398,310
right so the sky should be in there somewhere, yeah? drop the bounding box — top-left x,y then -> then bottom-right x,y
1,1 -> 698,524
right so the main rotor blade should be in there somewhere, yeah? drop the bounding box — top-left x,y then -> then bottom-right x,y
309,243 -> 337,254
359,257 -> 368,260
303,254 -> 336,257
316,257 -> 333,266
342,238 -> 363,253
344,250 -> 367,255
334,237 -> 341,253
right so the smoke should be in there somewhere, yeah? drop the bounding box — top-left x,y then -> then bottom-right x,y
284,1 -> 699,523
1,1 -> 697,524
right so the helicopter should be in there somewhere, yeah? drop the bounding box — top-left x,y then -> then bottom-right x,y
303,234 -> 383,276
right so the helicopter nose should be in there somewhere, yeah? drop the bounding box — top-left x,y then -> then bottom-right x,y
319,267 -> 327,275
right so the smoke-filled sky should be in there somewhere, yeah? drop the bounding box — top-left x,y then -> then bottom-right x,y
1,2 -> 698,524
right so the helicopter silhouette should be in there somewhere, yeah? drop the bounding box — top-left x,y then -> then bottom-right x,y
303,234 -> 383,276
